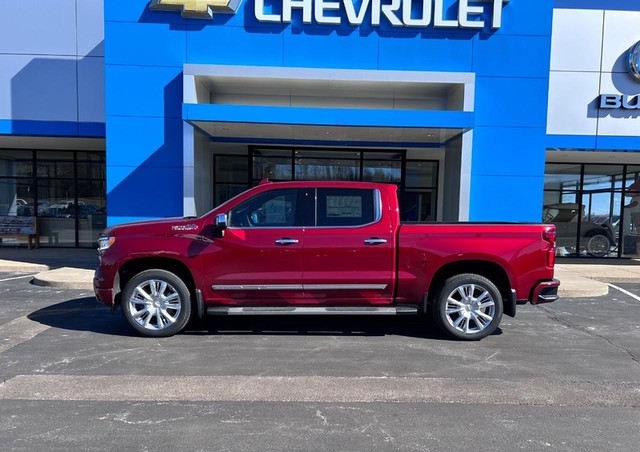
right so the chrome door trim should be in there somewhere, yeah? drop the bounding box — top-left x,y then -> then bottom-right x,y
304,284 -> 387,290
212,284 -> 304,291
211,284 -> 387,291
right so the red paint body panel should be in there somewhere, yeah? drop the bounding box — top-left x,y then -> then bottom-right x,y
202,227 -> 305,304
94,181 -> 557,311
396,224 -> 556,303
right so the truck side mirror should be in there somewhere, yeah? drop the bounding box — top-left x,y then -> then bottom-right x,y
214,213 -> 228,238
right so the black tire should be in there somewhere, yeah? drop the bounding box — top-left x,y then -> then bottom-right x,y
432,273 -> 503,341
586,233 -> 610,257
121,269 -> 192,337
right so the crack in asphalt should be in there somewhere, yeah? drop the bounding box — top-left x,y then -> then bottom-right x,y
536,305 -> 640,367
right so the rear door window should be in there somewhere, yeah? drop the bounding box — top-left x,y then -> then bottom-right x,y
316,188 -> 377,227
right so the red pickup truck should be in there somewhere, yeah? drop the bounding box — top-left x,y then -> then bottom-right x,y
94,181 -> 559,340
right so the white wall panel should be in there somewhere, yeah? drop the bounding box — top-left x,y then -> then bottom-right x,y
78,57 -> 105,122
550,9 -> 604,72
0,0 -> 76,56
547,71 -> 600,136
598,72 -> 640,137
0,55 -> 78,121
77,0 -> 104,56
602,11 -> 640,73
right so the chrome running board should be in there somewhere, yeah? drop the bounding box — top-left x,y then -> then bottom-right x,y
206,305 -> 419,316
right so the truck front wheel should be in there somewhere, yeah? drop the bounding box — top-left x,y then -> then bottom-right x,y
433,273 -> 503,341
121,269 -> 192,337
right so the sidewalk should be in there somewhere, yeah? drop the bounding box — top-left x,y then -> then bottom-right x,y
0,248 -> 97,290
0,248 -> 638,296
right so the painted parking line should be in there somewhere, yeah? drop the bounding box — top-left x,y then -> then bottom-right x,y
0,274 -> 36,283
0,316 -> 51,354
608,284 -> 640,303
0,374 -> 639,407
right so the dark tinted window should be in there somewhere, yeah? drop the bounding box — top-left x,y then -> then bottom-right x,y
316,188 -> 375,227
229,189 -> 303,228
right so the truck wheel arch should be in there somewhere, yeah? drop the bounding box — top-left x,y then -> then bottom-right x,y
428,260 -> 514,317
116,257 -> 197,309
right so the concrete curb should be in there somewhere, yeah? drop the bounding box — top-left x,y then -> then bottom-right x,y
555,267 -> 609,298
0,263 -> 50,273
31,267 -> 94,290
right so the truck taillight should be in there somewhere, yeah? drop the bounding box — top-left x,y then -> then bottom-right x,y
543,227 -> 556,245
543,227 -> 556,267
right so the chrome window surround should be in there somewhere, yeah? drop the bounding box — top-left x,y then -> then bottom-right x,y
310,188 -> 382,229
226,188 -> 383,230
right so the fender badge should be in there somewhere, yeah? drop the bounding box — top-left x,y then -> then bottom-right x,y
172,224 -> 199,231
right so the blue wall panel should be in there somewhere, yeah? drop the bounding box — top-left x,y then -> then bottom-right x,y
378,31 -> 474,72
493,0 -> 553,36
283,28 -> 379,69
185,104 -> 473,128
465,0 -> 553,221
105,65 -> 183,118
474,77 -> 549,128
107,166 -> 183,219
105,21 -> 186,67
106,116 -> 184,169
596,136 -> 640,151
470,175 -> 545,222
546,135 -> 598,150
186,24 -> 284,66
472,127 -> 546,177
473,35 -> 551,78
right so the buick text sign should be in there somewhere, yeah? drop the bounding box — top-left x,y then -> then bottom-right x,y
256,0 -> 508,28
600,95 -> 640,110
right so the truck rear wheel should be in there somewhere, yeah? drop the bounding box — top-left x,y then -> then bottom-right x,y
433,273 -> 503,341
121,269 -> 192,337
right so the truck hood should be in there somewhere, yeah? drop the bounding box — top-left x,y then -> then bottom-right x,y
101,217 -> 203,237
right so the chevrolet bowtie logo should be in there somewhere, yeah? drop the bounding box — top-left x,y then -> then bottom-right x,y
150,0 -> 242,19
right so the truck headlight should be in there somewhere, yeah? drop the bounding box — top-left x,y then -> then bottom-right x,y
97,235 -> 116,253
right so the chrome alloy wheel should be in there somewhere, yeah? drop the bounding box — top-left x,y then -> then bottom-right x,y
127,279 -> 182,331
444,283 -> 496,334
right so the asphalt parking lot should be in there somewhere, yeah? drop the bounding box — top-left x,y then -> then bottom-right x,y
1,271 -> 639,451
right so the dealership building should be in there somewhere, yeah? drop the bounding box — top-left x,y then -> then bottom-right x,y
0,0 -> 639,258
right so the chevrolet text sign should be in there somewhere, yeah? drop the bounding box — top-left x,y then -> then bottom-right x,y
256,0 -> 508,28
151,0 -> 510,29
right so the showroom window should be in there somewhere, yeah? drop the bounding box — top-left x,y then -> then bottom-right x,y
0,149 -> 106,248
214,147 -> 438,222
544,163 -> 639,258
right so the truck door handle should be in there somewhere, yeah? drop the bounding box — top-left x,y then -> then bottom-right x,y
275,238 -> 299,246
364,238 -> 387,245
